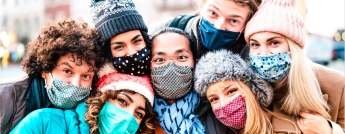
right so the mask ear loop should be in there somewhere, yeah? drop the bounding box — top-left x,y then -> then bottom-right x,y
44,73 -> 54,88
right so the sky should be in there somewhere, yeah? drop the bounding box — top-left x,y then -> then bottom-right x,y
305,0 -> 344,38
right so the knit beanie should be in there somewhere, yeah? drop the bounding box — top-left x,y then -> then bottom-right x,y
245,0 -> 305,48
194,49 -> 273,107
95,63 -> 154,106
90,0 -> 147,41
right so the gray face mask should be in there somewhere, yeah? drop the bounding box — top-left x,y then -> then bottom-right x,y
45,73 -> 91,109
151,63 -> 193,99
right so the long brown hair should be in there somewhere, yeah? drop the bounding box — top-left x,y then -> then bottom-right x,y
85,89 -> 155,134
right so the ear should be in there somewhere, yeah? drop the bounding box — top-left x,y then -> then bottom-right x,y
41,71 -> 47,79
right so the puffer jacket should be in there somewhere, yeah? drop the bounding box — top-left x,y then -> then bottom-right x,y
10,103 -> 90,134
148,15 -> 249,61
0,75 -> 55,134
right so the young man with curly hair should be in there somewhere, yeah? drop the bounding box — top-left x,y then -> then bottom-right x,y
0,19 -> 105,133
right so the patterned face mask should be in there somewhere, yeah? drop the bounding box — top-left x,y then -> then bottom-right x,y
112,47 -> 151,76
213,95 -> 246,129
45,73 -> 91,109
151,62 -> 193,99
98,102 -> 139,134
249,51 -> 291,82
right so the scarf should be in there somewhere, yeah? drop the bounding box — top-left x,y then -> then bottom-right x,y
154,90 -> 205,134
25,76 -> 56,115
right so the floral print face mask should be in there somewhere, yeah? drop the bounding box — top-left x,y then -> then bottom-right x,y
249,51 -> 291,82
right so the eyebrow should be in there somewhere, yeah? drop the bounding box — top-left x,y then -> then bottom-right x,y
207,84 -> 233,98
111,34 -> 142,45
152,48 -> 189,57
59,62 -> 73,69
119,92 -> 133,103
266,36 -> 282,42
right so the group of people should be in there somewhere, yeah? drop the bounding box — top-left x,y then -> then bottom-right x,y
0,0 -> 344,134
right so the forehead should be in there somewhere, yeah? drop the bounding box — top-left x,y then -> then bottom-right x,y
55,53 -> 94,70
202,0 -> 251,19
110,30 -> 141,42
250,32 -> 285,41
152,32 -> 191,53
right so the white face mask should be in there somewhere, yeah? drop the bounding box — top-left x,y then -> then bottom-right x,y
45,73 -> 91,109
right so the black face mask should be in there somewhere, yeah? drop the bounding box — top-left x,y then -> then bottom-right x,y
112,47 -> 151,76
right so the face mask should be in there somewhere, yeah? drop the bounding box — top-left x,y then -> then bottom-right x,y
213,95 -> 246,129
98,102 -> 139,134
249,51 -> 291,82
151,62 -> 193,99
45,73 -> 91,109
112,47 -> 151,76
198,17 -> 242,50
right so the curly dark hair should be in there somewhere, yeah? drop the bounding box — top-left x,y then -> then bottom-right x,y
21,19 -> 105,77
85,89 -> 155,134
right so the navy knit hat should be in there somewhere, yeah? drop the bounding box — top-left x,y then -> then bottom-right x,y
90,0 -> 147,41
194,49 -> 273,107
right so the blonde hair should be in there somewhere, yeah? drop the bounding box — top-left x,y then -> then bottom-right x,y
233,81 -> 273,134
280,39 -> 330,119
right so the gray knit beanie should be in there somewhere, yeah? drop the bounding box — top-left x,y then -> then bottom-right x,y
194,49 -> 273,107
90,0 -> 147,41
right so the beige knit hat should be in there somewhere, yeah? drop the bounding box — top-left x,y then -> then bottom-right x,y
245,0 -> 305,48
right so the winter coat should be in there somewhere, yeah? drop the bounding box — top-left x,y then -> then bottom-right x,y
0,75 -> 55,134
268,63 -> 344,134
10,103 -> 90,134
148,15 -> 249,61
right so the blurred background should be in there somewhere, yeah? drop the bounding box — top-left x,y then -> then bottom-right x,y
0,0 -> 344,79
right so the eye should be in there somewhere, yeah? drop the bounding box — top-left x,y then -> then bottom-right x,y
63,69 -> 72,74
153,58 -> 165,63
135,111 -> 144,119
133,39 -> 143,45
113,45 -> 123,50
230,19 -> 238,24
118,98 -> 128,106
250,42 -> 260,48
207,10 -> 218,17
227,89 -> 237,95
208,97 -> 218,103
177,55 -> 187,60
271,41 -> 280,46
82,74 -> 91,79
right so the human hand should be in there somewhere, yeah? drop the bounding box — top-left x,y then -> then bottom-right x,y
297,111 -> 332,134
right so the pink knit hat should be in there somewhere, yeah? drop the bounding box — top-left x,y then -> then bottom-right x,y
245,0 -> 305,48
95,62 -> 154,106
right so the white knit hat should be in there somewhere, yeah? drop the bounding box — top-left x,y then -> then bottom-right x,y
245,0 -> 305,48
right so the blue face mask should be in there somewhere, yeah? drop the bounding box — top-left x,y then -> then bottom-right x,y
249,52 -> 291,82
198,17 -> 242,50
98,102 -> 139,134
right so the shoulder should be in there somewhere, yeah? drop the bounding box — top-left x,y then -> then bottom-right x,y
313,63 -> 345,92
10,108 -> 68,133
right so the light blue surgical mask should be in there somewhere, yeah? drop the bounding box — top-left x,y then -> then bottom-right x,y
45,73 -> 91,109
98,102 -> 139,134
249,52 -> 291,82
198,17 -> 242,50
